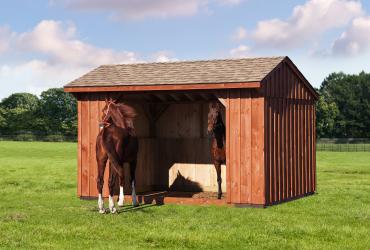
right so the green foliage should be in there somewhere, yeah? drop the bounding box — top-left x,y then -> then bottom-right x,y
14,133 -> 36,141
39,88 -> 77,136
316,95 -> 339,137
0,88 -> 77,139
0,142 -> 369,249
0,93 -> 39,111
0,93 -> 40,134
317,71 -> 370,138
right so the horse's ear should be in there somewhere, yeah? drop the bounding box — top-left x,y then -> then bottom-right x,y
105,98 -> 108,105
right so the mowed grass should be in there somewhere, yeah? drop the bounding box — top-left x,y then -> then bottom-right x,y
0,142 -> 369,249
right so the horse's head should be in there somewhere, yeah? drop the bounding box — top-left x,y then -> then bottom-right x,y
101,98 -> 136,129
207,102 -> 223,134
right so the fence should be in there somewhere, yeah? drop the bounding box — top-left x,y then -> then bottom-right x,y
0,133 -> 77,142
1,134 -> 369,151
317,138 -> 370,152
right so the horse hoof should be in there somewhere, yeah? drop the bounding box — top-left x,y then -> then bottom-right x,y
99,208 -> 106,214
110,207 -> 117,214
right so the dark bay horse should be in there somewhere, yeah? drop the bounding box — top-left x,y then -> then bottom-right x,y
208,102 -> 226,199
96,99 -> 139,213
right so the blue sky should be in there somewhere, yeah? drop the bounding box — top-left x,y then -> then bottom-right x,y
1,0 -> 370,99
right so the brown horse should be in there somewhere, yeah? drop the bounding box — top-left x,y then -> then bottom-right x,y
96,98 -> 139,213
208,102 -> 226,199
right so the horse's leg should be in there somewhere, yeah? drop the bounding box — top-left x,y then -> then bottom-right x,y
96,141 -> 108,214
108,162 -> 118,213
129,160 -> 139,207
117,166 -> 125,207
214,161 -> 222,199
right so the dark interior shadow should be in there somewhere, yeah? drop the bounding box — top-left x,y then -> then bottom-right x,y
169,171 -> 203,192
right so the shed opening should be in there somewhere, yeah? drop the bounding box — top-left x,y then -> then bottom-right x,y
80,90 -> 228,205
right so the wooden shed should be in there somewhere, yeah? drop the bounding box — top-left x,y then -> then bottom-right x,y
64,56 -> 318,207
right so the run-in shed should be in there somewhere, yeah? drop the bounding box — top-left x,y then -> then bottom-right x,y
64,56 -> 318,206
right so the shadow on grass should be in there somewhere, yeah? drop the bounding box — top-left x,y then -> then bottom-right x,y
117,203 -> 158,214
85,203 -> 159,214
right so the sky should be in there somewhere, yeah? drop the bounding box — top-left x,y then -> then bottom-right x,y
0,0 -> 370,99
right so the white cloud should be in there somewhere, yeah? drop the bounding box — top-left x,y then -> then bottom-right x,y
218,0 -> 243,6
229,45 -> 250,58
332,16 -> 370,56
58,0 -> 208,20
150,51 -> 178,62
0,26 -> 12,54
0,20 -> 139,98
251,0 -> 364,48
55,0 -> 243,20
232,26 -> 247,41
17,20 -> 137,67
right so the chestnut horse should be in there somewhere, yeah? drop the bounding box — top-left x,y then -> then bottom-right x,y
208,102 -> 226,199
96,99 -> 139,213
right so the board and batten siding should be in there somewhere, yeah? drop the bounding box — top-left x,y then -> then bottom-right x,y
263,61 -> 316,205
226,88 -> 265,205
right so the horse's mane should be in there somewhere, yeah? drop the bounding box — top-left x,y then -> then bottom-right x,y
115,103 -> 136,129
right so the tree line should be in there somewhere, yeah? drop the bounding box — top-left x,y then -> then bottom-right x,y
0,88 -> 77,141
316,71 -> 370,138
0,71 -> 369,140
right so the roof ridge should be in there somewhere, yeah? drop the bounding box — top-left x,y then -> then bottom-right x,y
100,56 -> 287,67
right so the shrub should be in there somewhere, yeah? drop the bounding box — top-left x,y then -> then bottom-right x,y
44,134 -> 65,142
14,133 -> 36,141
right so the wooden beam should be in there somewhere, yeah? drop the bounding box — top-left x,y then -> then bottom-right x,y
168,93 -> 181,102
153,93 -> 167,102
213,90 -> 228,107
64,82 -> 261,93
183,93 -> 195,102
199,93 -> 210,101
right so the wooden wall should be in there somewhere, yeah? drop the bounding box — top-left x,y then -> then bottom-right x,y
226,89 -> 265,205
263,61 -> 316,205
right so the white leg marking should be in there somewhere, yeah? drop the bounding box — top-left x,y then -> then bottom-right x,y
109,195 -> 117,213
132,181 -> 138,207
118,186 -> 125,207
98,194 -> 105,214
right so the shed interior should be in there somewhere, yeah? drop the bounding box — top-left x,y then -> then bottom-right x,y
81,90 -> 228,203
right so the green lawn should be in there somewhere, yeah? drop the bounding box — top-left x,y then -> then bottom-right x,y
0,142 -> 369,249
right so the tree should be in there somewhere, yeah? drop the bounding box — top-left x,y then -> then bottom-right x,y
318,71 -> 370,138
316,96 -> 339,138
0,93 -> 40,134
0,93 -> 39,111
39,88 -> 77,136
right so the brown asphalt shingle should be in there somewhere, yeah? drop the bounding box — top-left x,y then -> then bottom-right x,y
65,56 -> 285,87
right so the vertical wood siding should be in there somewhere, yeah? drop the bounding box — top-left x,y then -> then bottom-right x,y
263,61 -> 316,205
226,89 -> 265,205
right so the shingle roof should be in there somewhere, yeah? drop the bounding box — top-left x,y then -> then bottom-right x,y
65,56 -> 286,87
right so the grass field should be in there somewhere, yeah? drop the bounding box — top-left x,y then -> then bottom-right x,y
0,142 -> 369,249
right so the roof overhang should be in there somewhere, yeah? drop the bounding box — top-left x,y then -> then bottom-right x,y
64,81 -> 261,93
